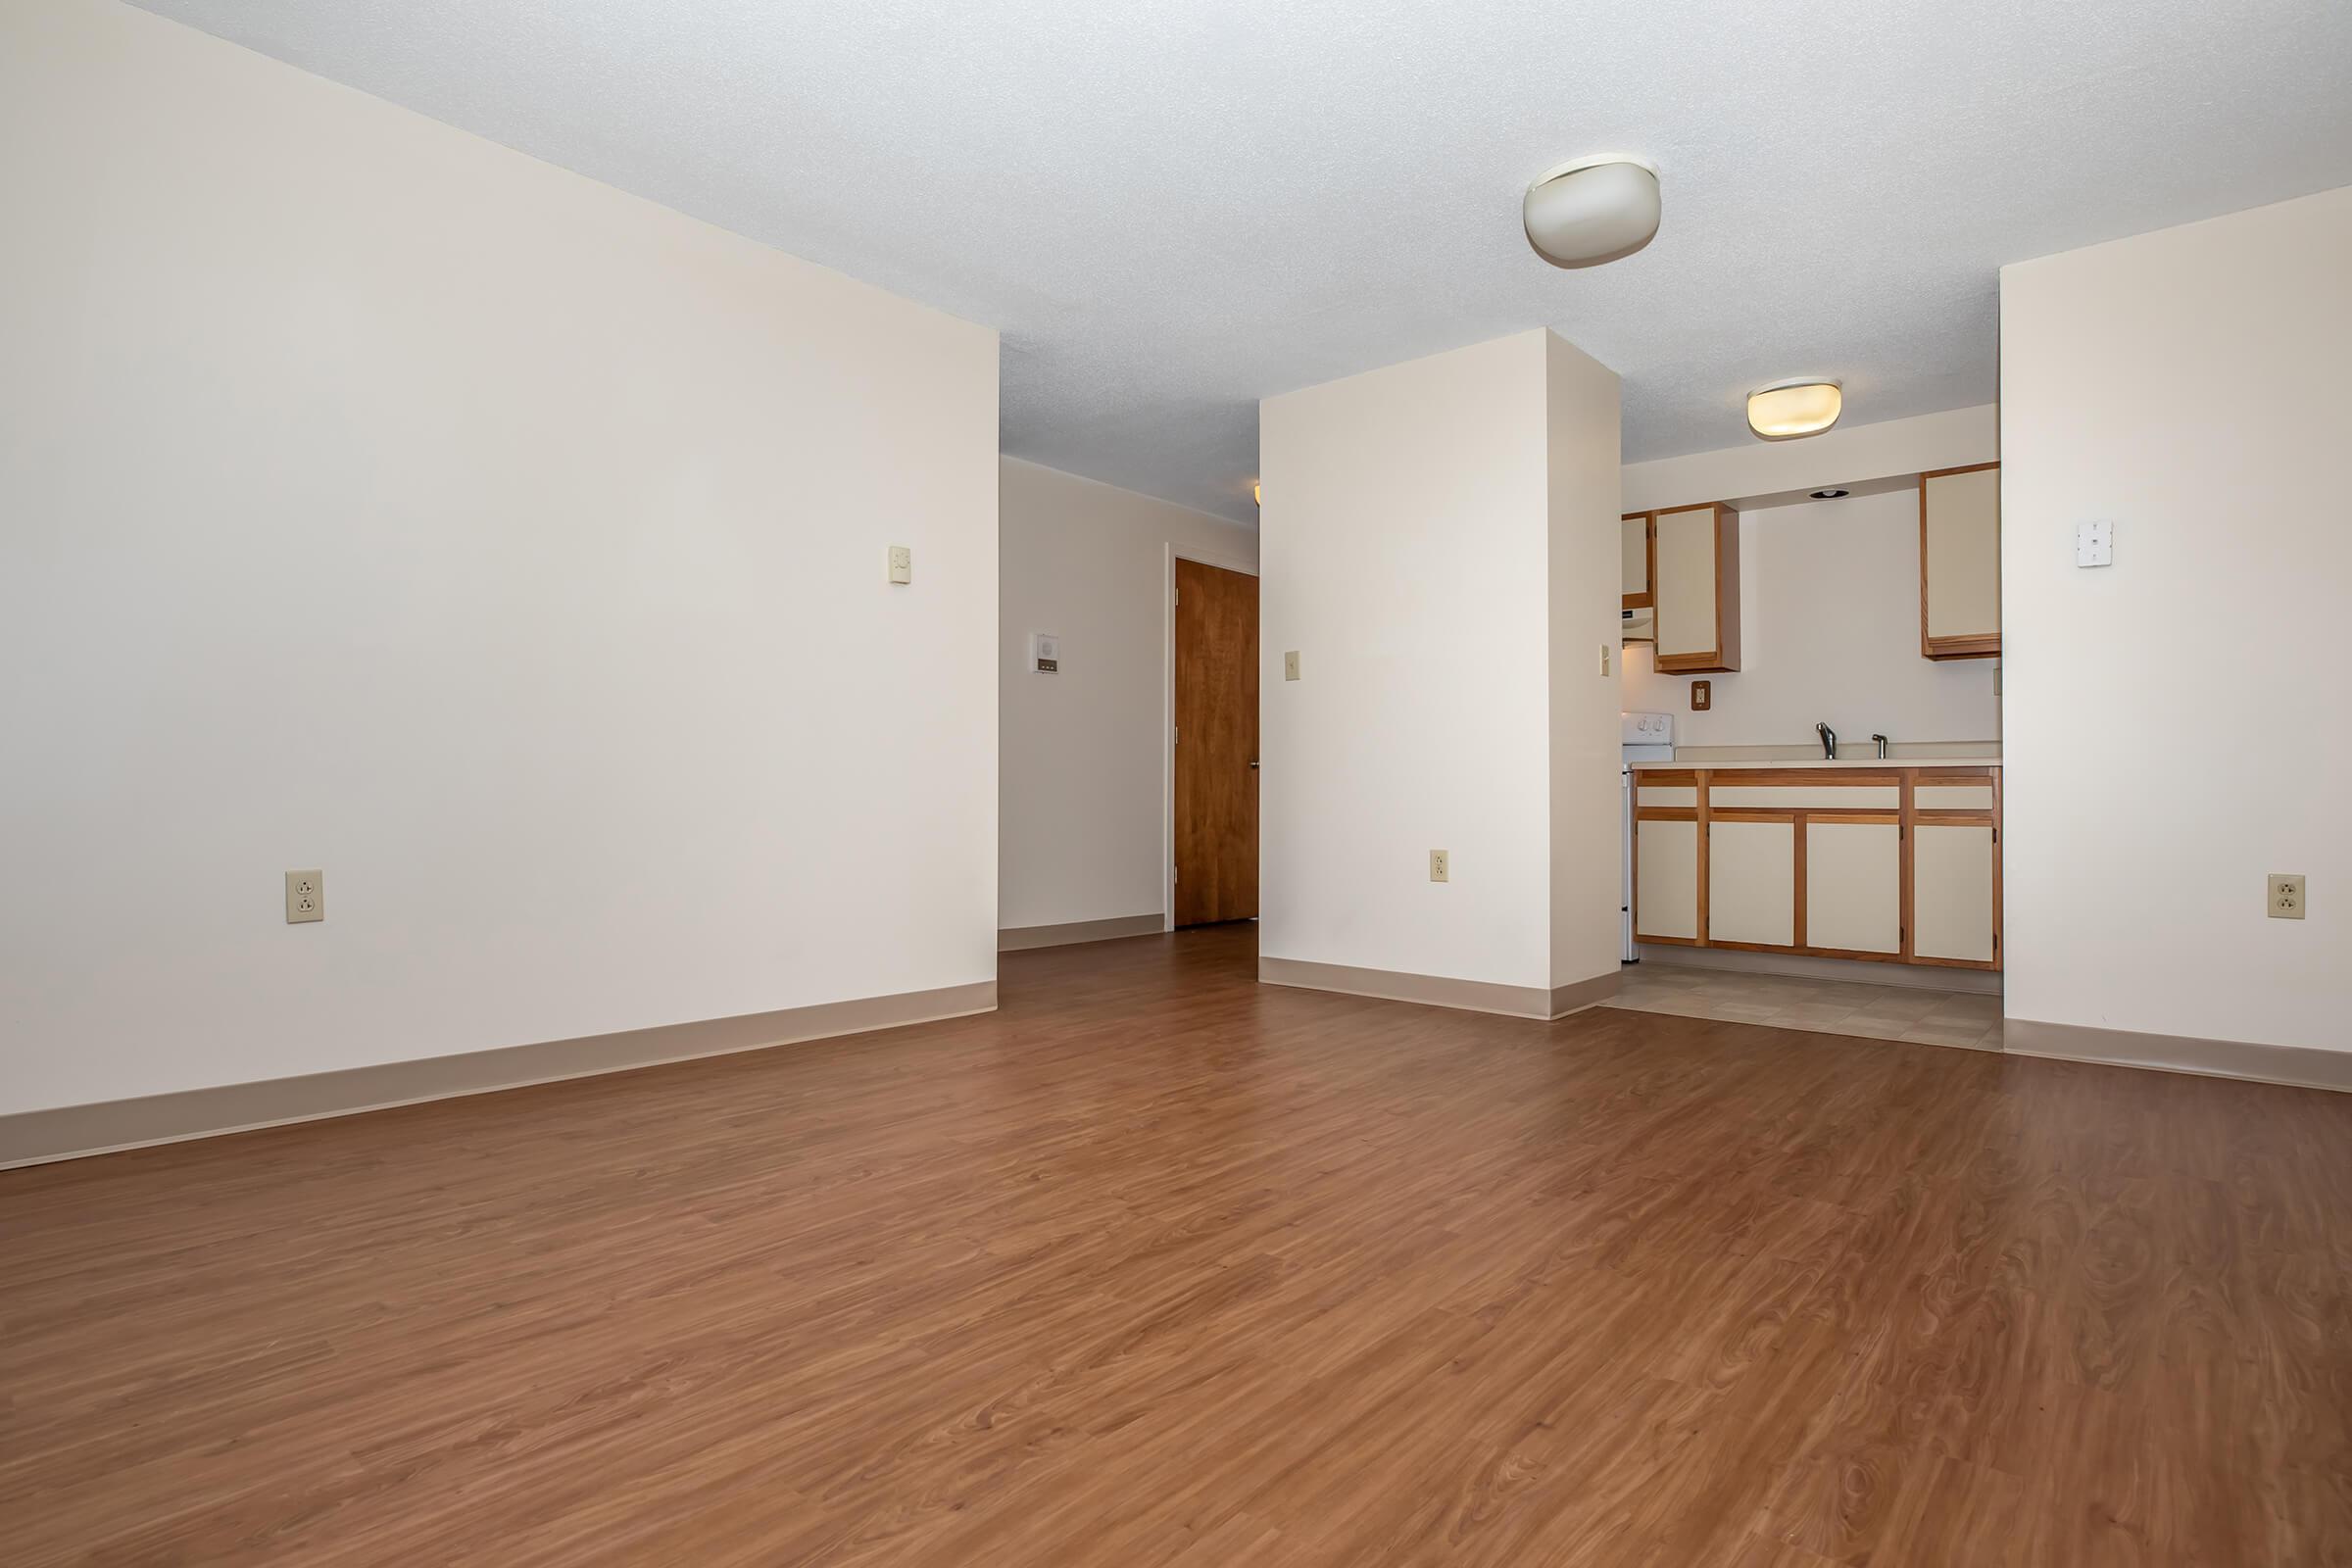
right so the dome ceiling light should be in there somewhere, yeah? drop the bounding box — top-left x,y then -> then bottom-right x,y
1747,379 -> 1843,440
1523,156 -> 1660,268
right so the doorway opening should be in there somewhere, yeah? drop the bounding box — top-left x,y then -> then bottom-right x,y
1167,554 -> 1258,928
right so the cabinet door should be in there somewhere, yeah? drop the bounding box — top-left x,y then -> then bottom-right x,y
1921,466 -> 2000,659
1805,822 -> 1901,955
1913,823 -> 1997,964
1635,818 -> 1698,941
1653,504 -> 1740,673
1621,512 -> 1653,606
1708,820 -> 1794,947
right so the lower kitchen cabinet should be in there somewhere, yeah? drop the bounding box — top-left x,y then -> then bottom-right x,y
1804,821 -> 1903,956
1709,821 -> 1795,947
1634,817 -> 1699,942
1913,823 -> 1998,964
1632,765 -> 2000,971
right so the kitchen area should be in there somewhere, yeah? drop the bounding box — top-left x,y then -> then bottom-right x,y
1612,431 -> 2007,1049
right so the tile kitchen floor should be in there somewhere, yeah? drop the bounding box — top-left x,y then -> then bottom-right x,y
1604,963 -> 2004,1051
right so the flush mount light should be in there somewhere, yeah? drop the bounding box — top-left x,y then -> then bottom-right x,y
1810,488 -> 1849,500
1523,156 -> 1660,267
1747,379 -> 1843,440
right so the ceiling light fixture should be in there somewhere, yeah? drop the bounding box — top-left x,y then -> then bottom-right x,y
1523,156 -> 1660,268
1252,481 -> 1261,507
1747,379 -> 1843,440
1810,488 -> 1849,500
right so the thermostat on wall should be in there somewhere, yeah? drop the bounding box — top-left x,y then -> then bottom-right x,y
1031,632 -> 1059,673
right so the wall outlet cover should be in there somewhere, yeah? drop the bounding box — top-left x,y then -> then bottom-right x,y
2269,873 -> 2306,919
2075,519 -> 2113,567
1690,680 -> 1711,711
1429,850 -> 1449,883
285,868 -> 323,924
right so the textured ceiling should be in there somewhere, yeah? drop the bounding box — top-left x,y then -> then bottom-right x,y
132,0 -> 2352,521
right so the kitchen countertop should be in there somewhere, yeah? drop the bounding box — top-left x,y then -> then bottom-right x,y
1630,756 -> 2002,770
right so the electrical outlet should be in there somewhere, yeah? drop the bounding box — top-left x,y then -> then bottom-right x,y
887,545 -> 912,584
285,868 -> 323,924
2269,874 -> 2306,920
1429,850 -> 1449,883
1690,680 -> 1711,711
1284,650 -> 1300,682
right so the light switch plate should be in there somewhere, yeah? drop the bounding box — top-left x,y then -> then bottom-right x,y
285,868 -> 323,924
2076,519 -> 2113,567
1598,642 -> 1611,676
2269,874 -> 2306,919
1283,651 -> 1300,682
887,544 -> 912,584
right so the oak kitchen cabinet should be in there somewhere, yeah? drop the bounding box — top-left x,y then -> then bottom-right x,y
1920,463 -> 2001,660
1621,511 -> 1654,608
1651,502 -> 1740,673
1633,764 -> 2000,970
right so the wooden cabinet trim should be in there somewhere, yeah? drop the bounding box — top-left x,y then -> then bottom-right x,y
1621,511 -> 1656,611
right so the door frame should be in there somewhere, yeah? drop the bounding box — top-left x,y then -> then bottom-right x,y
1162,544 -> 1260,932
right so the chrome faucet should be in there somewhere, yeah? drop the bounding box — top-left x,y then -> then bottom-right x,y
1815,722 -> 1837,760
1871,733 -> 1890,760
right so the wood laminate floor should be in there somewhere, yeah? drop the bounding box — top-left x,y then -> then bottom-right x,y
5,925 -> 2350,1565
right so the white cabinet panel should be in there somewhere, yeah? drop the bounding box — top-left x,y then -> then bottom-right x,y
1711,785 -> 1900,809
1635,819 -> 1698,941
1709,820 -> 1795,947
1653,504 -> 1739,671
1914,823 -> 1996,962
1922,466 -> 2000,656
1914,785 -> 1994,809
1805,822 -> 1901,955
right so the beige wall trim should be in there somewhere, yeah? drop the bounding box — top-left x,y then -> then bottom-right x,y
1636,943 -> 2003,996
1548,971 -> 1623,1019
998,913 -> 1167,952
2004,1018 -> 2352,1095
1259,956 -> 1619,1021
0,981 -> 999,1170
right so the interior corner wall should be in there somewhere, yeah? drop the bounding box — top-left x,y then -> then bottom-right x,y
0,0 -> 1000,1115
1999,185 -> 2350,1051
1259,330 -> 1558,991
997,458 -> 1256,933
1544,333 -> 1628,992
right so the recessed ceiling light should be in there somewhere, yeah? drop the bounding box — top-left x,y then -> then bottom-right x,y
1810,488 -> 1849,500
1747,379 -> 1843,440
1523,156 -> 1660,268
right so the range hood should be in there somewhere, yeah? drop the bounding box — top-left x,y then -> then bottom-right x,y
1620,606 -> 1654,644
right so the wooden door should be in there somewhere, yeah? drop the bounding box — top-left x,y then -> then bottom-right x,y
1173,560 -> 1258,926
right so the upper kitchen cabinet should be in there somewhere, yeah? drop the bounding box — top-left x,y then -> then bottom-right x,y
1621,512 -> 1654,608
1920,463 -> 2001,659
1652,503 -> 1740,673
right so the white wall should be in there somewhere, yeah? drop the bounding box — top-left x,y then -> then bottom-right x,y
2001,186 -> 2349,1051
1620,487 -> 2000,749
0,0 -> 999,1114
1260,329 -> 1619,992
998,458 -> 1255,932
1546,333 -> 1631,989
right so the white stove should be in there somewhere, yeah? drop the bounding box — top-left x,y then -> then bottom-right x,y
1621,711 -> 1675,960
